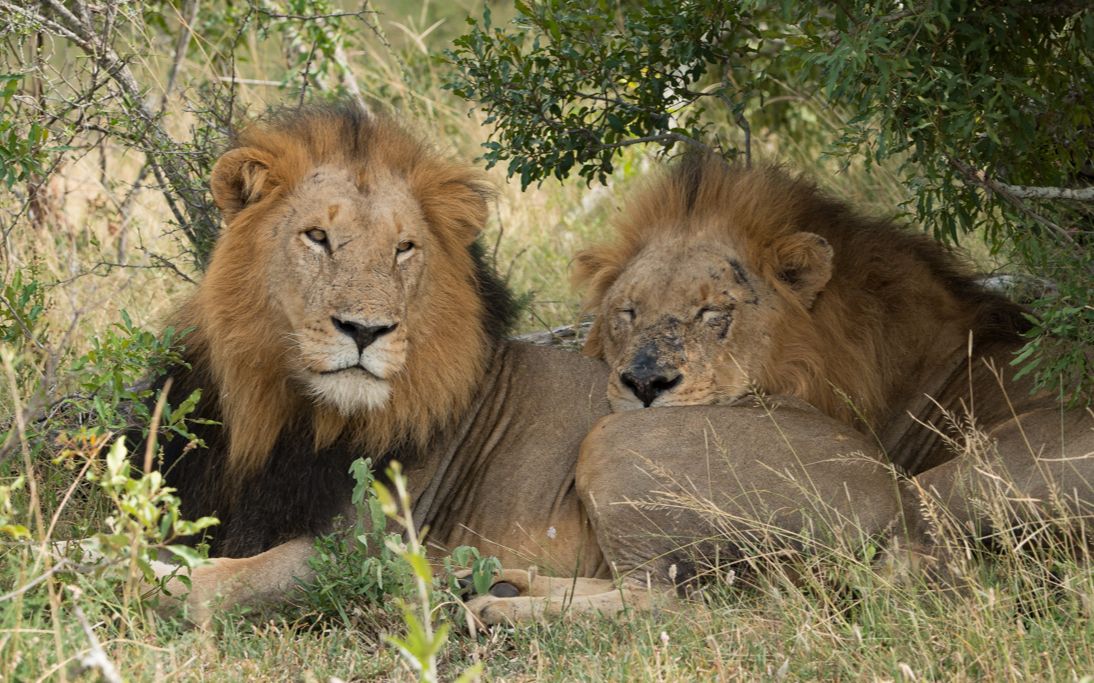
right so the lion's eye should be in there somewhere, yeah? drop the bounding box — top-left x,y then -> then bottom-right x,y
617,308 -> 636,323
698,307 -> 724,323
396,240 -> 416,257
304,228 -> 329,246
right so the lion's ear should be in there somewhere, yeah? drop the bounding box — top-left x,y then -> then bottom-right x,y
767,231 -> 833,308
572,247 -> 620,359
421,176 -> 494,247
210,147 -> 277,223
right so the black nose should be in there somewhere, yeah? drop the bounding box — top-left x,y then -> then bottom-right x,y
331,317 -> 397,353
619,368 -> 683,407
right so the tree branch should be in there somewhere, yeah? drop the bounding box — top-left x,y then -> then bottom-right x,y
590,132 -> 711,155
4,0 -> 220,265
947,157 -> 1084,245
986,181 -> 1094,202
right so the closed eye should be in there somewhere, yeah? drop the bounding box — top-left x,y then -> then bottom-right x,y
617,307 -> 636,323
304,228 -> 329,249
698,306 -> 734,325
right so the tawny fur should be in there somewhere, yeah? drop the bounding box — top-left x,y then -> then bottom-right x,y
574,155 -> 1027,430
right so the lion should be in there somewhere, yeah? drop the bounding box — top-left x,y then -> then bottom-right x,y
137,105 -> 906,626
573,155 -> 1094,558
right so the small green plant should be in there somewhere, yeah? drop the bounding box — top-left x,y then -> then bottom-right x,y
0,475 -> 28,540
66,311 -> 195,431
373,460 -> 485,683
0,267 -> 47,351
303,458 -> 417,623
76,435 -> 219,595
0,73 -> 49,189
304,458 -> 500,640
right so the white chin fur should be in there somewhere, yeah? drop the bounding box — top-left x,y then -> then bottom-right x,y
306,373 -> 392,414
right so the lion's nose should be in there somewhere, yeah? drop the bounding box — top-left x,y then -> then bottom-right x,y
619,368 -> 683,407
331,317 -> 398,354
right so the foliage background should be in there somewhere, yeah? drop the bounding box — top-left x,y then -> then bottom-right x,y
447,0 -> 1094,399
0,0 -> 1090,680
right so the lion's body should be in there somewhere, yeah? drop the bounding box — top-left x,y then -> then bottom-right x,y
147,108 -> 906,626
575,157 -> 1093,559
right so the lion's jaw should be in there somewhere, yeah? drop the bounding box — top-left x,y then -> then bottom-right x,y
265,165 -> 423,415
597,240 -> 777,412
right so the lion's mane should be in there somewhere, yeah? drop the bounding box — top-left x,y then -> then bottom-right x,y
148,105 -> 516,556
574,155 -> 1028,429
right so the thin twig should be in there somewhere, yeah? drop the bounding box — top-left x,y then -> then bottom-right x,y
947,157 -> 1082,246
0,560 -> 68,603
72,598 -> 123,683
715,89 -> 751,166
144,379 -> 171,474
590,132 -> 712,155
255,8 -> 375,21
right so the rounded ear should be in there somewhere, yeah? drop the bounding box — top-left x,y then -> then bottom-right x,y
419,176 -> 494,247
209,148 -> 277,224
767,231 -> 834,308
572,246 -> 621,359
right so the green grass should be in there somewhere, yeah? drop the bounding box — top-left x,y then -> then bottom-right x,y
0,2 -> 1089,681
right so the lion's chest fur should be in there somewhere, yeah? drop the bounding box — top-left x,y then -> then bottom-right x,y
407,341 -> 612,574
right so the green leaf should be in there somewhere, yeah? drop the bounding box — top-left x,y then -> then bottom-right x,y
165,544 -> 210,569
0,523 -> 30,539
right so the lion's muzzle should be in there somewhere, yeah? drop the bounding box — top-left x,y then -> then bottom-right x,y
331,316 -> 398,354
619,345 -> 683,407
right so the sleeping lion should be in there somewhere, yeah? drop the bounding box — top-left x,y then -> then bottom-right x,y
574,154 -> 1094,558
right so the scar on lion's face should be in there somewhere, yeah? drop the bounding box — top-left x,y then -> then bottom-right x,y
598,238 -> 782,411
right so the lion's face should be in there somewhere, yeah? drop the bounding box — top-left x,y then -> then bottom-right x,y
266,165 -> 422,413
595,239 -> 785,411
195,110 -> 499,476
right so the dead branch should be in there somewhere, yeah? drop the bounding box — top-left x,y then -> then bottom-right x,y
0,0 -> 220,262
984,181 -> 1094,202
0,559 -> 68,602
71,593 -> 123,683
947,157 -> 1083,245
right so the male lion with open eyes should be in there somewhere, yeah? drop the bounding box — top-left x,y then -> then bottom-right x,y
574,155 -> 1094,561
119,105 -> 905,627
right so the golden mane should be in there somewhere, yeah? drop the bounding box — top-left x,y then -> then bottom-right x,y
170,105 -> 504,479
574,155 -> 1028,428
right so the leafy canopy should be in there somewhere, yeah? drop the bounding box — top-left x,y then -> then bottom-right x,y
446,0 -> 1094,399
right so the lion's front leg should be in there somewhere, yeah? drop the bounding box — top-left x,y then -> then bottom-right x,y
157,536 -> 317,627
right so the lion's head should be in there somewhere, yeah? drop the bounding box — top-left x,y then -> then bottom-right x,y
176,104 -> 513,477
575,157 -> 833,411
575,155 -> 1026,424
